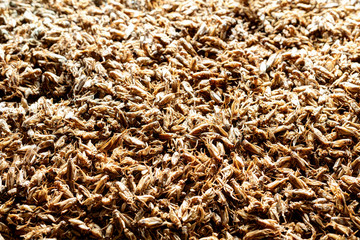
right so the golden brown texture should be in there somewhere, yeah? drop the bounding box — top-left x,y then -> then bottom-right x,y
1,0 -> 360,239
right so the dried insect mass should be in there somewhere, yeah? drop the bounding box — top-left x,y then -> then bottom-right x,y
1,0 -> 360,239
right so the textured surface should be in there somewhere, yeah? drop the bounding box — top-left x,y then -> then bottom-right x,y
1,0 -> 360,239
